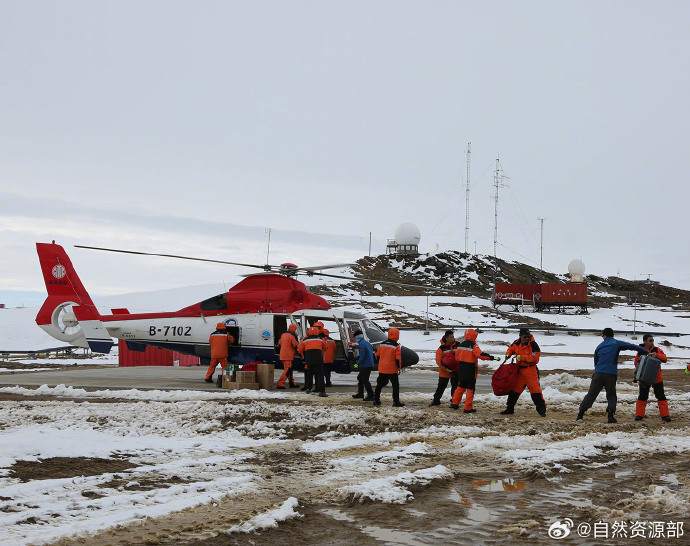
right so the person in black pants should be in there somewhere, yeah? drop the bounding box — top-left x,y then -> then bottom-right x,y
351,330 -> 375,400
298,326 -> 327,397
430,330 -> 459,406
577,328 -> 647,423
373,328 -> 404,407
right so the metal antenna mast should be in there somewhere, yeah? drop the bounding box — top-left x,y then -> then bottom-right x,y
492,155 -> 509,263
493,156 -> 501,259
464,141 -> 471,253
538,217 -> 545,270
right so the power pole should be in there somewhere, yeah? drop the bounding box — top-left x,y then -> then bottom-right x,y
538,217 -> 545,270
424,294 -> 430,335
464,141 -> 471,254
368,232 -> 372,257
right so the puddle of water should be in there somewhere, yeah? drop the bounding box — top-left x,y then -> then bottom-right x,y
360,524 -> 429,546
319,507 -> 356,523
404,507 -> 427,518
472,478 -> 527,492
465,502 -> 500,523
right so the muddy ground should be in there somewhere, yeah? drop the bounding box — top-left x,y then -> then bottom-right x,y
0,370 -> 671,546
0,367 -> 687,545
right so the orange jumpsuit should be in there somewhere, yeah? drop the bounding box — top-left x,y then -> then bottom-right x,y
299,332 -> 326,393
451,341 -> 492,411
374,340 -> 403,405
277,330 -> 299,388
506,337 -> 542,395
502,336 -> 546,416
634,346 -> 670,418
323,336 -> 337,386
205,330 -> 235,381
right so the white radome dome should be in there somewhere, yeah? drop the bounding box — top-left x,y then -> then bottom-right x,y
568,259 -> 586,281
394,222 -> 421,246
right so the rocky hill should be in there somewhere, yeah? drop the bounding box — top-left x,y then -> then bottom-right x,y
312,251 -> 690,315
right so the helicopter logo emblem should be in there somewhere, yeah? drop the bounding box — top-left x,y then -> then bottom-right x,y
52,264 -> 67,280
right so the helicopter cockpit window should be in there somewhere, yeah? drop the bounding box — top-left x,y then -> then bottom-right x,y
362,319 -> 387,343
200,293 -> 227,311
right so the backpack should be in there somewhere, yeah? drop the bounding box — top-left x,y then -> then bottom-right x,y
635,354 -> 661,385
491,362 -> 518,396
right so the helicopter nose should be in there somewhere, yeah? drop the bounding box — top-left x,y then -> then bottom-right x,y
401,346 -> 420,367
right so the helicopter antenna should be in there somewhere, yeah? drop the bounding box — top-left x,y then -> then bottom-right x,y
265,228 -> 272,265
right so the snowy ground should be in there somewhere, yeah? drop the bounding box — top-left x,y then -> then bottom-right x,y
1,369 -> 689,545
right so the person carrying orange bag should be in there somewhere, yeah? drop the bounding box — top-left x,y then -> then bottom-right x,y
500,328 -> 546,416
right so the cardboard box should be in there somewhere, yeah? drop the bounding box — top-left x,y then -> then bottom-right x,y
255,363 -> 275,390
235,371 -> 256,384
222,374 -> 260,390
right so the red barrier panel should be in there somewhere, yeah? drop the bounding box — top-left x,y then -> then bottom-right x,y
118,340 -> 200,367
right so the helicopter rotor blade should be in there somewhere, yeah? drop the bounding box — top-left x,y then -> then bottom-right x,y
297,263 -> 354,272
305,271 -> 454,293
74,245 -> 272,270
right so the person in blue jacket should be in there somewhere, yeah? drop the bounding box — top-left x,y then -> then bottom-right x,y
577,328 -> 648,423
351,330 -> 375,401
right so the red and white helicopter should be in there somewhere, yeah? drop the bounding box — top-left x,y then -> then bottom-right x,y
35,242 -> 428,373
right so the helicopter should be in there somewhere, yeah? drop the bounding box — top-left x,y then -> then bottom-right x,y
34,242 -> 441,374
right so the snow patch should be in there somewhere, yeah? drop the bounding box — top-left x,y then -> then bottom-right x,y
227,497 -> 302,533
340,465 -> 452,504
0,384 -> 289,401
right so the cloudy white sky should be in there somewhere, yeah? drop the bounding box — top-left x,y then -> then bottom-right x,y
2,0 -> 689,303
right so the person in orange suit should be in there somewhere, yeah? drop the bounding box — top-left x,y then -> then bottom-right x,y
430,330 -> 460,406
500,328 -> 546,416
276,323 -> 300,389
205,322 -> 235,382
299,326 -> 327,396
373,327 -> 404,407
634,334 -> 671,422
322,328 -> 337,387
450,329 -> 496,412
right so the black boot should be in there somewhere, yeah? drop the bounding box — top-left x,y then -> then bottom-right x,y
429,399 -> 441,407
500,391 -> 519,415
352,393 -> 364,399
607,412 -> 617,424
531,393 -> 547,417
576,410 -> 585,421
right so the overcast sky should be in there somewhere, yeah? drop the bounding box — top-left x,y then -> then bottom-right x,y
2,0 -> 689,300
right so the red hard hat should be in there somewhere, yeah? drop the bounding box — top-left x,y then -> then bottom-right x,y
288,324 -> 297,332
216,322 -> 226,330
322,328 -> 329,336
314,321 -> 324,328
464,328 -> 478,341
307,326 -> 319,336
387,327 -> 400,341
